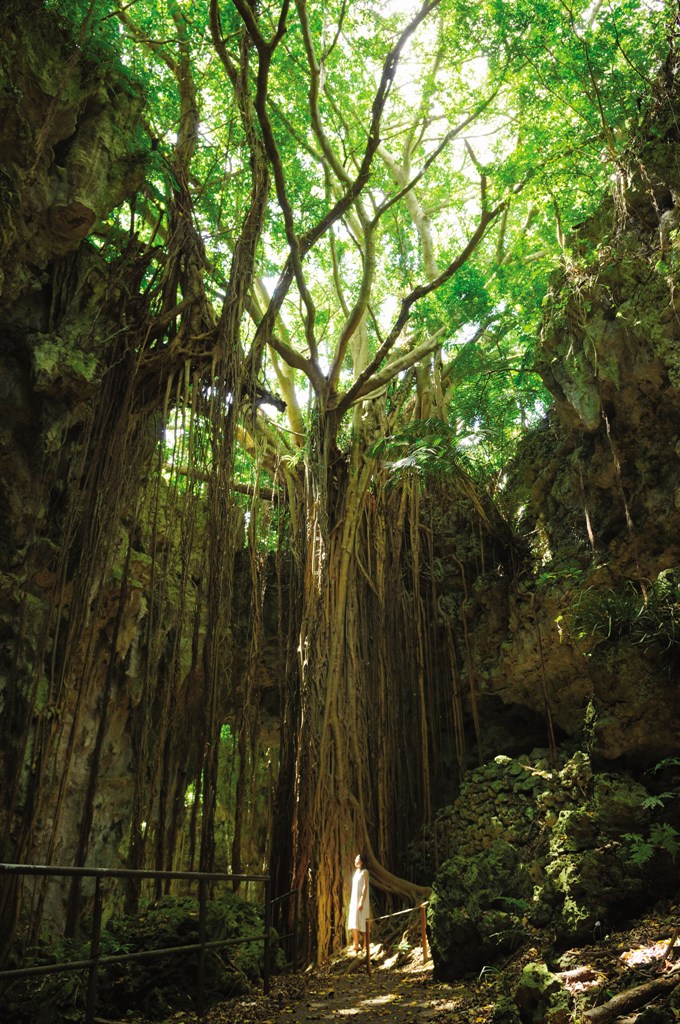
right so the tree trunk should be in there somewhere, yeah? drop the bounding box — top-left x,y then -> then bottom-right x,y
274,419 -> 430,959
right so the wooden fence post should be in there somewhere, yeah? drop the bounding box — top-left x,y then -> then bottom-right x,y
420,904 -> 429,963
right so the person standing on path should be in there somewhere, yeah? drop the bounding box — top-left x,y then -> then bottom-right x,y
348,853 -> 370,952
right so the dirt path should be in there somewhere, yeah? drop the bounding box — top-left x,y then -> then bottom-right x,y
170,903 -> 680,1024
195,945 -> 476,1024
269,955 -> 436,1023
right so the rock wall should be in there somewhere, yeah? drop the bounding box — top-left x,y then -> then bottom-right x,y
426,749 -> 678,979
0,5 -> 163,913
0,0 -> 147,305
0,6 -> 282,930
454,61 -> 680,765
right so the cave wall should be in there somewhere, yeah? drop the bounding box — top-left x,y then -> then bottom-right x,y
0,2 -> 153,911
3,0 -> 680,954
0,5 -> 224,922
461,60 -> 680,765
0,2 -> 146,570
0,7 -> 287,938
0,2 -> 147,307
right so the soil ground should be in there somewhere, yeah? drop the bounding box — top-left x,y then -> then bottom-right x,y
114,901 -> 680,1024
160,944 -> 478,1024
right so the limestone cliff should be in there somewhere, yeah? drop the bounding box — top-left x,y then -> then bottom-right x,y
0,7 -> 279,936
466,56 -> 680,764
0,2 -> 156,908
2,0 -> 680,955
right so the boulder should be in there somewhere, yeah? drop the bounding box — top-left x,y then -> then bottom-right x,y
428,839 -> 532,979
514,962 -> 571,1024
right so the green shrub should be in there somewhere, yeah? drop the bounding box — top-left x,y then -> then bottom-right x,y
2,892 -> 280,1024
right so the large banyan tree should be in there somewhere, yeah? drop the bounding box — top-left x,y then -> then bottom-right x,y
0,0 -> 671,959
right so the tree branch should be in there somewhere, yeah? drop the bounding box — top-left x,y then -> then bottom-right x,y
231,0 -> 322,373
247,0 -> 442,391
584,970 -> 680,1023
334,196 -> 506,418
347,334 -> 442,405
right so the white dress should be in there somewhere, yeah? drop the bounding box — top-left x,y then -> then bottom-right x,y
348,867 -> 370,931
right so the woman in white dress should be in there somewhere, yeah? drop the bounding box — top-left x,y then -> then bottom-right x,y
348,853 -> 370,952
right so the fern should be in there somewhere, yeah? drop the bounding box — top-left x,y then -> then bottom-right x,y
649,823 -> 680,861
642,792 -> 676,810
622,833 -> 657,866
368,418 -> 477,479
623,824 -> 680,865
568,570 -> 680,656
650,757 -> 680,773
368,419 -> 493,522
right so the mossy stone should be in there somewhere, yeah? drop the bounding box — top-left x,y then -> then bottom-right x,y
514,962 -> 570,1024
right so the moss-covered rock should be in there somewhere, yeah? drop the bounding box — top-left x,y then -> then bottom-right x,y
668,981 -> 680,1020
592,774 -> 651,836
425,749 -> 679,964
514,962 -> 570,1024
491,994 -> 522,1024
538,843 -> 648,943
428,839 -> 531,979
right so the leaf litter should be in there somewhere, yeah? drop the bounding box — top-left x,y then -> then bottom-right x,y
102,901 -> 680,1024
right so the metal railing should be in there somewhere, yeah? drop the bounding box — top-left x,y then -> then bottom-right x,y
0,863 -> 272,1023
271,887 -> 300,969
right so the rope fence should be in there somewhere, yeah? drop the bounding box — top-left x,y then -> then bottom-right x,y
364,902 -> 429,975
